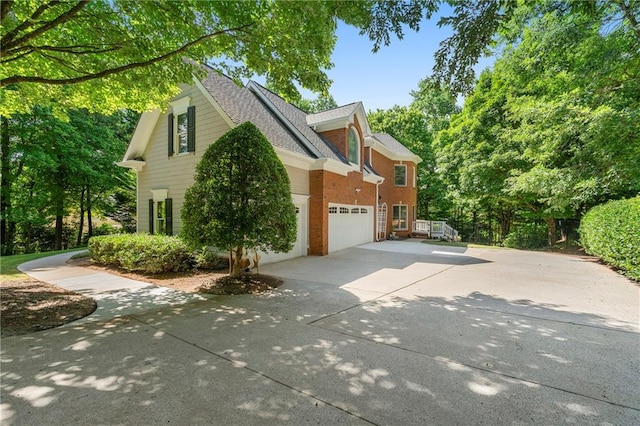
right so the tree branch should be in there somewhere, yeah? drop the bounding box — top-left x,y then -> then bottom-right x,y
2,1 -> 58,46
3,42 -> 124,59
613,0 -> 640,44
1,23 -> 253,87
1,1 -> 88,53
1,0 -> 14,23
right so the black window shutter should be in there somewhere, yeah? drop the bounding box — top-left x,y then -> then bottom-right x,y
165,198 -> 173,235
187,105 -> 196,152
148,199 -> 154,234
168,113 -> 174,157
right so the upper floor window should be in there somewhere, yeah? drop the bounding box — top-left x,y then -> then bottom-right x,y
168,97 -> 195,156
176,112 -> 189,154
394,164 -> 407,186
348,127 -> 359,165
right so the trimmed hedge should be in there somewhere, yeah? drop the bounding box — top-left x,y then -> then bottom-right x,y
579,197 -> 640,281
88,234 -> 193,273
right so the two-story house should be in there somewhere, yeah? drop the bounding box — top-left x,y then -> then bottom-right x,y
118,67 -> 421,264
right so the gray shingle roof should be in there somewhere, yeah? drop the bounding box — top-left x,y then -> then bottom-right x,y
372,133 -> 417,157
200,71 -> 313,158
306,103 -> 361,126
248,83 -> 344,162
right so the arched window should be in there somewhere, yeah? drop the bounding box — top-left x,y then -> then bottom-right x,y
348,127 -> 360,165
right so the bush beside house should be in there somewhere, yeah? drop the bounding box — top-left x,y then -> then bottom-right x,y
88,234 -> 193,273
579,196 -> 640,281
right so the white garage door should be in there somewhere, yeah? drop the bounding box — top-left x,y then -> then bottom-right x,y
328,203 -> 374,253
259,196 -> 307,265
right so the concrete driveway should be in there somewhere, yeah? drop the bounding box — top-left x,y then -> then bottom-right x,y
2,240 -> 639,425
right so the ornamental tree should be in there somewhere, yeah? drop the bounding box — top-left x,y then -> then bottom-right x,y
181,122 -> 296,278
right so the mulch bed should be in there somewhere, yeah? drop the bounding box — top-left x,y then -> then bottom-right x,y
1,278 -> 97,337
198,274 -> 283,295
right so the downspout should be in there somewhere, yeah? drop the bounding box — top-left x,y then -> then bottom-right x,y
375,178 -> 383,242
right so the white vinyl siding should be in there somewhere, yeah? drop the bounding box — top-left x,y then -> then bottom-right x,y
137,85 -> 231,233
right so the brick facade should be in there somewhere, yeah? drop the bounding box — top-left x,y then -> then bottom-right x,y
308,169 -> 376,255
371,149 -> 417,237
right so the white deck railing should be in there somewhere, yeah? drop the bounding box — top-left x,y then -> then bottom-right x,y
412,220 -> 459,241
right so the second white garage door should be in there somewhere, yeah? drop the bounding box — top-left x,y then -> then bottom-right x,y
328,203 -> 374,253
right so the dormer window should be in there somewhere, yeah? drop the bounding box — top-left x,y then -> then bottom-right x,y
348,127 -> 360,165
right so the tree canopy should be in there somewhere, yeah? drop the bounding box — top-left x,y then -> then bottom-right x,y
181,122 -> 296,277
434,5 -> 640,244
368,77 -> 459,220
1,0 -> 436,117
1,108 -> 136,254
433,0 -> 640,94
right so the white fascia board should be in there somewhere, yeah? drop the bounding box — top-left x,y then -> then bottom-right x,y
193,76 -> 236,129
311,118 -> 349,133
116,160 -> 146,171
273,146 -> 314,170
310,158 -> 351,176
371,141 -> 422,164
121,109 -> 161,161
276,147 -> 352,176
353,102 -> 372,137
363,171 -> 384,184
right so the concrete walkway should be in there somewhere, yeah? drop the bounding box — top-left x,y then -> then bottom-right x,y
3,241 -> 639,425
17,251 -> 207,323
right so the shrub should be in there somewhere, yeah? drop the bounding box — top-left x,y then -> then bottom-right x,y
181,122 -> 296,277
503,223 -> 549,250
194,247 -> 228,270
579,197 -> 640,281
88,234 -> 193,273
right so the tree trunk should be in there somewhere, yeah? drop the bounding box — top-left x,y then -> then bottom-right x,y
77,186 -> 85,246
230,246 -> 244,278
87,185 -> 93,238
497,207 -> 513,240
53,170 -> 65,250
1,116 -> 14,255
545,217 -> 556,247
55,215 -> 64,250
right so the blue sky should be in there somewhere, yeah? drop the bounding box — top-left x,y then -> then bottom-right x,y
250,10 -> 497,112
323,16 -> 496,112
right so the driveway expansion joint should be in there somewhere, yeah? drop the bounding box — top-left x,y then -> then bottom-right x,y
129,315 -> 380,425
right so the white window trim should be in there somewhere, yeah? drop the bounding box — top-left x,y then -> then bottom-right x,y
170,97 -> 191,156
150,188 -> 168,202
392,204 -> 408,231
413,166 -> 416,188
170,96 -> 191,114
394,164 -> 407,187
347,127 -> 360,167
155,200 -> 167,235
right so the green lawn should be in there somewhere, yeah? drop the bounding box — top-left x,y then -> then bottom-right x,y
0,248 -> 86,282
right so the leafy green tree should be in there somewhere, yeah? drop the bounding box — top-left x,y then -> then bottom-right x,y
368,78 -> 459,220
1,0 -> 435,117
1,107 -> 133,254
433,0 -> 640,94
293,94 -> 339,114
435,6 -> 640,244
182,122 -> 296,278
